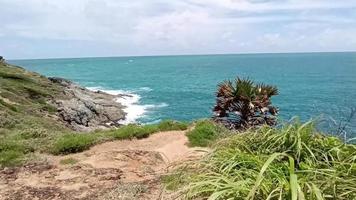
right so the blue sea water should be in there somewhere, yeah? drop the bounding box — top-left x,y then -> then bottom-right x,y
10,52 -> 356,133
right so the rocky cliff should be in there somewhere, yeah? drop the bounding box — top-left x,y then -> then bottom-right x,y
48,77 -> 125,131
0,60 -> 126,132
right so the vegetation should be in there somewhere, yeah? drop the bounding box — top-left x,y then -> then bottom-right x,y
213,77 -> 278,129
3,60 -> 356,200
0,61 -> 69,167
186,120 -> 228,147
52,120 -> 188,155
59,157 -> 78,165
52,133 -> 97,154
172,121 -> 356,199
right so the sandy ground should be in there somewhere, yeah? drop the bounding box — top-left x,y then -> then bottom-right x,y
0,131 -> 207,200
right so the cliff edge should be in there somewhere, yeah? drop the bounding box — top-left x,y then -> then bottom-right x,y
0,60 -> 126,132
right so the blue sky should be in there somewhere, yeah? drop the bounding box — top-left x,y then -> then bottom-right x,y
1,0 -> 356,59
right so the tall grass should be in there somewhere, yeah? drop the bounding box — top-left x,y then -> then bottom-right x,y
183,121 -> 356,199
186,120 -> 229,147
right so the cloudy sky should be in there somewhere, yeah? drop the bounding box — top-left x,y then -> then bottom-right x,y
1,0 -> 356,59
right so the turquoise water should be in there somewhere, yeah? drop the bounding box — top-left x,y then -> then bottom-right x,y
10,52 -> 356,132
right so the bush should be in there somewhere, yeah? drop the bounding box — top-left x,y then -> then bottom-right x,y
52,134 -> 96,155
156,120 -> 188,131
183,121 -> 356,200
111,124 -> 154,140
0,139 -> 28,153
0,150 -> 24,167
20,128 -> 49,139
186,120 -> 226,147
0,139 -> 29,167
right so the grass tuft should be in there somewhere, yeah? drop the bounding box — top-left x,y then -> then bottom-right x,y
186,120 -> 227,147
180,121 -> 356,200
0,150 -> 24,167
52,134 -> 96,155
156,120 -> 188,131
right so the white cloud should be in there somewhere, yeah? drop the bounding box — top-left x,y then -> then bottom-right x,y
0,0 -> 355,59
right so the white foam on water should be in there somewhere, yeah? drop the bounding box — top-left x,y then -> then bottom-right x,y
87,86 -> 167,125
138,87 -> 153,92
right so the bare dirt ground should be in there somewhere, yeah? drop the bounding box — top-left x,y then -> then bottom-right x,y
0,131 -> 207,200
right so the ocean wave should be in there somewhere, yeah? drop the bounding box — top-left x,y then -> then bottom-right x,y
137,87 -> 153,92
87,86 -> 166,125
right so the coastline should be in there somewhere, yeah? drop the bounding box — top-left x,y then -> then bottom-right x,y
87,86 -> 168,125
0,61 -> 127,132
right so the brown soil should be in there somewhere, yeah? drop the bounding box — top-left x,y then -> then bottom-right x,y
0,131 -> 207,200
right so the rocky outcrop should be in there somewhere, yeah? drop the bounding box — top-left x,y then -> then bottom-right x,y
48,77 -> 126,131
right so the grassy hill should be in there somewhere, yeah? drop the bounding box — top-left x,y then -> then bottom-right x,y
0,61 -> 67,130
0,61 -> 70,166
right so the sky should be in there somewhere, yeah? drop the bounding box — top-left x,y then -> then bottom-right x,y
1,0 -> 356,59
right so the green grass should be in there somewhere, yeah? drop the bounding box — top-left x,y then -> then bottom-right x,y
186,120 -> 228,147
0,138 -> 31,167
0,62 -> 71,166
161,169 -> 192,191
52,120 -> 189,155
156,120 -> 188,131
60,157 -> 78,165
176,121 -> 356,200
0,120 -> 189,165
52,133 -> 97,155
0,150 -> 24,167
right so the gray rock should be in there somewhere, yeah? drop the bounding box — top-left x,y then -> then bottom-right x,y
49,77 -> 126,131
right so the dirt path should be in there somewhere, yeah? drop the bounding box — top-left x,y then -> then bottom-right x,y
0,131 -> 207,200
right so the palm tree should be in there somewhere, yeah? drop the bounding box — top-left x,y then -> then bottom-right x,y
213,77 -> 279,129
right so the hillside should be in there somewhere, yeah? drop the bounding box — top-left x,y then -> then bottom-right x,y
0,60 -> 129,168
0,60 -> 126,132
0,60 -> 66,131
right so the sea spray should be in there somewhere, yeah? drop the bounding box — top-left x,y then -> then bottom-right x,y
87,87 -> 167,125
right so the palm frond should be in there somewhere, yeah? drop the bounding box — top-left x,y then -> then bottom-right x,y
213,77 -> 279,129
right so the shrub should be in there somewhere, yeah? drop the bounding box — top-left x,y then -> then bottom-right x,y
0,150 -> 24,167
0,139 -> 29,167
0,139 -> 28,153
52,134 -> 96,155
157,120 -> 188,131
20,128 -> 49,139
41,103 -> 57,113
111,124 -> 151,139
183,121 -> 356,200
186,120 -> 227,147
0,113 -> 19,128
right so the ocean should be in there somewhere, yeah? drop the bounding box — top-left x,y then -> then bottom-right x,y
10,52 -> 356,134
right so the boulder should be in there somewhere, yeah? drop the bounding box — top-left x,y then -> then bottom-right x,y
49,77 -> 126,131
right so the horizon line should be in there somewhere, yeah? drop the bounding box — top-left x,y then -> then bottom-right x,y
7,50 -> 356,61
